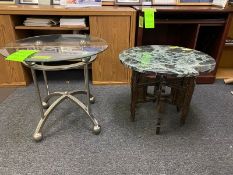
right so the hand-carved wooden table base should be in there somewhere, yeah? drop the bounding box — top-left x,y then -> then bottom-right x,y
130,71 -> 196,134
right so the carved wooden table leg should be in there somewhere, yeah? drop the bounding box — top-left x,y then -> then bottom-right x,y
130,71 -> 139,121
180,77 -> 196,125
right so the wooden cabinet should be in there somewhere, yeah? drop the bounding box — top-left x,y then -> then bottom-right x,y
90,16 -> 133,84
0,5 -> 136,87
0,15 -> 30,87
134,6 -> 233,84
217,16 -> 233,79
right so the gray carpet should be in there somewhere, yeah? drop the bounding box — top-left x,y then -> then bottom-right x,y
0,76 -> 233,175
0,88 -> 15,104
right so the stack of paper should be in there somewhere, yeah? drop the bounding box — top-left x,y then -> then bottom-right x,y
23,18 -> 59,27
212,0 -> 228,7
60,18 -> 86,27
226,38 -> 233,44
152,0 -> 176,5
60,0 -> 102,8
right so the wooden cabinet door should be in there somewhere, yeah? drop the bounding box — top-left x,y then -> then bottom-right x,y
90,16 -> 132,84
0,15 -> 29,87
217,16 -> 233,79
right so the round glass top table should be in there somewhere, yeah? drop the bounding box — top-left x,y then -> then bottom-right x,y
0,34 -> 108,141
119,45 -> 216,134
2,34 -> 107,62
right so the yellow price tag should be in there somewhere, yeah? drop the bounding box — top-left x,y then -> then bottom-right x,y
31,55 -> 51,59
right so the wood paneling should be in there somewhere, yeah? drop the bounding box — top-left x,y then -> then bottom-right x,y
219,46 -> 233,68
90,16 -> 132,84
216,68 -> 233,79
228,16 -> 233,38
219,15 -> 233,69
0,15 -> 29,87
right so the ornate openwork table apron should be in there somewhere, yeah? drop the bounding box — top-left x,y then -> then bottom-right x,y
119,45 -> 216,133
0,34 -> 108,141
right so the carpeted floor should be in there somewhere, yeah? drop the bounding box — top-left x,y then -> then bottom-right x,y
0,88 -> 15,104
0,76 -> 233,175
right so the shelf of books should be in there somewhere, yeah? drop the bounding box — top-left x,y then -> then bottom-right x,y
15,17 -> 89,31
15,26 -> 89,30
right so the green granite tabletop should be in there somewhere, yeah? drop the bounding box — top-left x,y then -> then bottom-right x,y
119,45 -> 216,77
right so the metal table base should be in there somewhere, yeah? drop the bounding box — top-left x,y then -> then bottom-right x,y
25,59 -> 101,141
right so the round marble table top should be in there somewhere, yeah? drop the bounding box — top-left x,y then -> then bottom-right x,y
1,34 -> 108,62
119,45 -> 216,77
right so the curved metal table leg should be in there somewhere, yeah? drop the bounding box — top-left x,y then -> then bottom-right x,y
31,68 -> 45,123
42,92 -> 64,109
33,95 -> 66,141
84,63 -> 101,134
66,95 -> 97,125
41,64 -> 50,109
70,90 -> 95,104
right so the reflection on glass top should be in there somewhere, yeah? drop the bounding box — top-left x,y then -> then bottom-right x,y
1,34 -> 108,62
119,45 -> 216,77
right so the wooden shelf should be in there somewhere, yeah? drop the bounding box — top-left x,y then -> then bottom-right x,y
216,68 -> 233,79
15,26 -> 89,31
155,19 -> 226,25
225,43 -> 233,46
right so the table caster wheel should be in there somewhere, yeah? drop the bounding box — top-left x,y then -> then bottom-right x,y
156,127 -> 160,135
90,96 -> 95,104
42,102 -> 49,109
93,125 -> 101,135
33,132 -> 43,142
